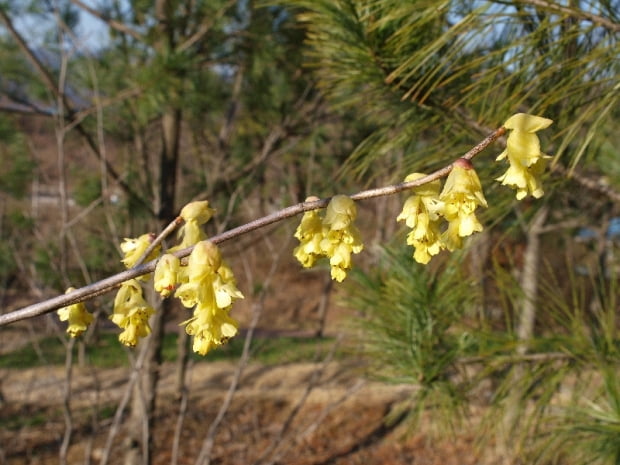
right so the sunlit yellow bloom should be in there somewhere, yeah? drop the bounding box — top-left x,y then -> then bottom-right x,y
293,199 -> 324,268
324,194 -> 357,230
175,242 -> 219,308
496,113 -> 553,199
173,200 -> 215,250
57,288 -> 93,337
185,303 -> 239,356
186,240 -> 221,281
496,156 -> 547,200
154,254 -> 181,297
321,195 -> 364,282
293,195 -> 364,281
175,240 -> 243,355
120,233 -> 160,268
213,265 -> 245,308
397,173 -> 445,264
175,280 -> 204,308
440,159 -> 487,251
180,200 -> 215,225
111,279 -> 155,347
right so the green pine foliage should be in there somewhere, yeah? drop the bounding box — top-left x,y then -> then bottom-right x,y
282,0 -> 619,181
278,4 -> 620,461
347,245 -> 476,430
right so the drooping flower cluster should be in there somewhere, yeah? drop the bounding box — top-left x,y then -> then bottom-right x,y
496,113 -> 553,200
441,160 -> 488,251
395,113 -> 551,264
174,241 -> 244,355
57,288 -> 93,337
294,195 -> 364,282
397,159 -> 487,263
396,173 -> 444,264
110,279 -> 155,347
57,200 -> 244,356
55,113 -> 553,351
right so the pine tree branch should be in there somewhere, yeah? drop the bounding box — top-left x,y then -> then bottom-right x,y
551,163 -> 620,204
514,0 -> 620,33
0,126 -> 506,327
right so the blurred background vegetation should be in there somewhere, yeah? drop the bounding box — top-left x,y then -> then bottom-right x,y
0,1 -> 619,464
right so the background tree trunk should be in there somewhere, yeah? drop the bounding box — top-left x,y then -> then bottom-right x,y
500,205 -> 549,465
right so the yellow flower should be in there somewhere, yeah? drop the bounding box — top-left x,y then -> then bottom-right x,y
175,240 -> 243,355
324,194 -> 357,230
213,264 -> 245,308
173,200 -> 215,250
496,113 -> 553,199
293,195 -> 364,281
186,240 -> 221,281
180,200 -> 215,225
111,280 -> 155,347
118,307 -> 154,347
57,288 -> 93,337
120,233 -> 160,268
397,173 -> 445,264
154,254 -> 181,297
440,159 -> 487,251
496,156 -> 547,200
293,199 -> 324,268
185,303 -> 239,356
175,281 -> 203,308
321,195 -> 364,282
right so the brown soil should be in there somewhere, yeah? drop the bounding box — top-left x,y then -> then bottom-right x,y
1,358 -> 481,465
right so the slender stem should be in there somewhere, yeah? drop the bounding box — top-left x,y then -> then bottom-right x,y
0,127 -> 505,327
134,216 -> 184,266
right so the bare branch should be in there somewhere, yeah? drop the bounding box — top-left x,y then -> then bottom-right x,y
0,126 -> 506,327
515,0 -> 620,33
0,9 -> 62,102
176,0 -> 237,53
69,0 -> 144,42
551,163 -> 620,204
0,8 -> 155,217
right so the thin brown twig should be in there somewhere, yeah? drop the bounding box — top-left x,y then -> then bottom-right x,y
514,0 -> 620,32
69,0 -> 144,42
133,216 -> 185,267
59,338 -> 75,465
0,127 -> 506,327
98,343 -> 151,465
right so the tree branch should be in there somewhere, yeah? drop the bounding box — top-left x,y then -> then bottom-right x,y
515,0 -> 620,33
0,9 -> 155,217
0,126 -> 506,327
69,0 -> 144,42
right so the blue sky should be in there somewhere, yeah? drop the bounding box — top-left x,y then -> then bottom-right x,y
12,1 -> 111,52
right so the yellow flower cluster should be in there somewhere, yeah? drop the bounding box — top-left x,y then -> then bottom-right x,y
174,241 -> 243,355
496,113 -> 553,200
58,200 -> 244,356
294,195 -> 364,282
111,279 -> 155,347
396,113 -> 551,264
396,174 -> 444,264
397,159 -> 487,264
57,288 -> 93,337
57,113 -> 553,347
